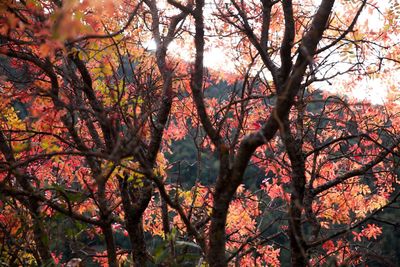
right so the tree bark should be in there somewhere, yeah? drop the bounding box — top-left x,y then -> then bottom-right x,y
129,221 -> 148,267
101,224 -> 118,267
98,182 -> 118,267
281,122 -> 307,267
208,147 -> 232,267
28,201 -> 53,265
208,193 -> 231,267
119,177 -> 152,266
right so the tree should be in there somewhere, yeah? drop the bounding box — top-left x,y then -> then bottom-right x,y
0,0 -> 400,266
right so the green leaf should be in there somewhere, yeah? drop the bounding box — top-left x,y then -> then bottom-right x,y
154,244 -> 169,264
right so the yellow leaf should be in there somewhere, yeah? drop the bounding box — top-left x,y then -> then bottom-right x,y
13,142 -> 29,153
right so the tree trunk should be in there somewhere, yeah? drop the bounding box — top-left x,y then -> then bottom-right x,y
101,224 -> 118,267
208,148 -> 233,267
208,192 -> 230,267
288,193 -> 307,267
28,200 -> 53,265
281,124 -> 307,266
129,221 -> 148,266
119,177 -> 152,266
98,182 -> 118,267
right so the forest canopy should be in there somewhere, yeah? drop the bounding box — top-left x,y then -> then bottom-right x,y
0,0 -> 400,266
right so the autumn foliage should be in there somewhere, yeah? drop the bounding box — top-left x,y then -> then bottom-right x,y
0,0 -> 400,266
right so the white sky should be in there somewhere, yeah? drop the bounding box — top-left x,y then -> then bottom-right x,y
149,1 -> 398,105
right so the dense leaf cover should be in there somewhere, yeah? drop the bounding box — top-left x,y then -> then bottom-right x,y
0,0 -> 400,266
